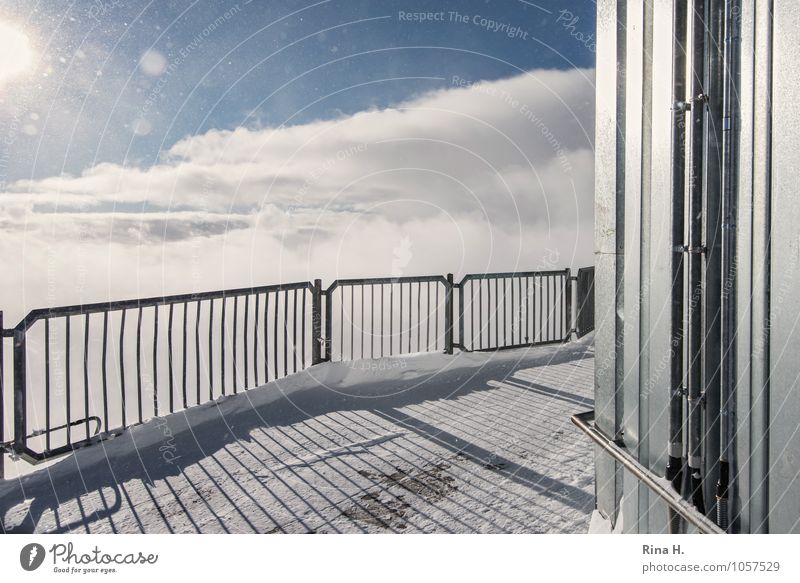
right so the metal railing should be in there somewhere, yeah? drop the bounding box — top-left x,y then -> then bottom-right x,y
457,270 -> 571,351
0,266 -> 593,471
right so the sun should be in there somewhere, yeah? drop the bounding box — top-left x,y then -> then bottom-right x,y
0,21 -> 35,86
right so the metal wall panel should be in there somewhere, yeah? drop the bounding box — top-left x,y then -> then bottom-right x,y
593,0 -> 800,533
768,0 -> 800,535
594,0 -> 626,527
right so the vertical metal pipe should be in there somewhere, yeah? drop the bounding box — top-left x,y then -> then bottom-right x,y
667,0 -> 689,533
717,0 -> 740,531
687,0 -> 708,515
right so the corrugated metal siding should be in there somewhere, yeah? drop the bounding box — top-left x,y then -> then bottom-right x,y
594,0 -> 800,533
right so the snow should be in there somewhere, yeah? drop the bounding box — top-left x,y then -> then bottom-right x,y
1,335 -> 595,533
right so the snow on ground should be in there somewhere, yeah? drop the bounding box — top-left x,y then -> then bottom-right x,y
1,335 -> 595,534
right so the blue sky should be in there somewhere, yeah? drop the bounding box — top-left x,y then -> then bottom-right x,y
0,0 -> 596,317
1,0 -> 595,181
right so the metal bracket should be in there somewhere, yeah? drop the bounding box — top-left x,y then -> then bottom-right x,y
671,100 -> 691,112
673,245 -> 707,254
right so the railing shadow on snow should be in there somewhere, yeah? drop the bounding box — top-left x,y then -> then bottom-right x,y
0,334 -> 594,533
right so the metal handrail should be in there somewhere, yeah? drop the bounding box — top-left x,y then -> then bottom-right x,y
570,410 -> 724,534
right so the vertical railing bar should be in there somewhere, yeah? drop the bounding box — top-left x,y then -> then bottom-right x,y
152,307 -> 159,417
339,287 -> 344,362
323,285 -> 332,363
541,275 -> 546,342
524,277 -> 529,344
220,298 -> 226,396
273,291 -> 278,379
360,285 -> 365,360
233,296 -> 239,393
517,277 -> 523,344
470,282 -> 475,351
407,282 -> 412,354
292,288 -> 298,374
243,295 -> 249,389
311,281 -> 322,366
444,274 -> 454,355
264,292 -> 269,383
487,279 -> 492,348
502,277 -> 507,347
417,282 -> 422,352
380,284 -> 385,357
494,277 -> 499,349
284,291 -> 290,375
119,310 -> 126,428
45,318 -> 51,452
547,276 -> 551,341
195,300 -> 201,404
389,284 -> 394,356
370,284 -> 375,359
136,306 -> 143,424
254,293 -> 260,386
208,300 -> 214,401
436,282 -> 441,351
350,286 -> 354,360
182,301 -> 189,406
83,313 -> 91,439
399,283 -> 403,355
168,304 -> 175,413
478,280 -> 483,350
101,312 -> 109,436
13,328 -> 28,450
300,288 -> 307,370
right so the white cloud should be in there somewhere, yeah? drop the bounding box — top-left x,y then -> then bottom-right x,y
0,68 -> 594,320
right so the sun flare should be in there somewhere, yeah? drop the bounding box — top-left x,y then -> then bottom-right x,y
0,20 -> 34,86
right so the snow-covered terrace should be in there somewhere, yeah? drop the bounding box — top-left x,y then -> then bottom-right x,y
0,335 -> 594,534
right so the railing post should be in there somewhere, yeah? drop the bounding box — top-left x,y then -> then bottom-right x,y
457,279 -> 464,351
312,279 -> 323,365
445,274 -> 454,355
564,268 -> 573,342
13,327 -> 26,451
324,285 -> 333,362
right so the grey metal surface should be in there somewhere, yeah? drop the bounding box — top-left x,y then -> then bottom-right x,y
592,0 -> 798,533
768,0 -> 800,535
593,0 -> 626,529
